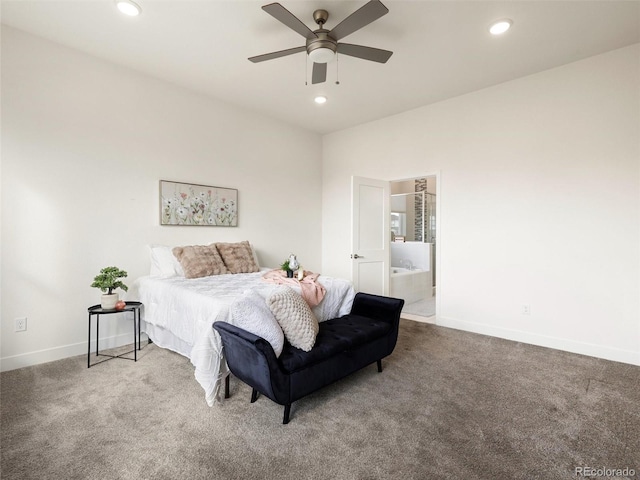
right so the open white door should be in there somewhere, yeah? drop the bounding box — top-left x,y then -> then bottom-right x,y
351,176 -> 390,295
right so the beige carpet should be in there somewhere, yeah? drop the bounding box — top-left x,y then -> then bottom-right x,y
2,320 -> 639,480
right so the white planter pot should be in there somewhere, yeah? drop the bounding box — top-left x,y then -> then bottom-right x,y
101,293 -> 119,310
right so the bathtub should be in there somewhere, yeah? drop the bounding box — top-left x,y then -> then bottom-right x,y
390,267 -> 431,304
391,267 -> 417,275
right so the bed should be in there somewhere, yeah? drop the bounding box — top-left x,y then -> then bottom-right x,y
129,247 -> 355,406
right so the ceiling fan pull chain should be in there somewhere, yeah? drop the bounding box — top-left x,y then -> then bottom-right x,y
336,53 -> 340,85
305,54 -> 308,85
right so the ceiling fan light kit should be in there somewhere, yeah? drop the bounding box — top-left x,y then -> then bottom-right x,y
249,0 -> 393,84
308,47 -> 335,63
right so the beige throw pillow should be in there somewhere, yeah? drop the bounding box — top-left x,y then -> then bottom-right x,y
268,287 -> 319,352
172,245 -> 228,279
215,241 -> 260,274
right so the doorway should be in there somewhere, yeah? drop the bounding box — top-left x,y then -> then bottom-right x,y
390,176 -> 437,320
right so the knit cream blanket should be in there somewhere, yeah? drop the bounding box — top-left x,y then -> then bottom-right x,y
261,269 -> 327,307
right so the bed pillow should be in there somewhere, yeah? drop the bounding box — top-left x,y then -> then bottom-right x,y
230,289 -> 284,357
149,245 -> 185,277
172,245 -> 228,279
267,287 -> 318,352
215,241 -> 260,274
250,245 -> 261,269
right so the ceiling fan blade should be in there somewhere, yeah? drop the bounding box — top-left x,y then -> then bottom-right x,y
262,3 -> 318,40
311,62 -> 327,84
337,43 -> 393,63
329,0 -> 389,41
249,45 -> 306,63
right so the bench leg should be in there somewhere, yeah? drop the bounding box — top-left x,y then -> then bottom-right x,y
224,375 -> 230,399
377,359 -> 382,372
283,404 -> 291,424
250,388 -> 258,403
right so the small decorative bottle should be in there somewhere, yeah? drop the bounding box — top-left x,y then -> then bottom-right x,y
288,254 -> 299,271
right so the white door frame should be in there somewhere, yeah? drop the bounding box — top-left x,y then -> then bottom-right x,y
390,171 -> 441,322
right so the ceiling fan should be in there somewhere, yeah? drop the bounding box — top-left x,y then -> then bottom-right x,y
249,0 -> 393,84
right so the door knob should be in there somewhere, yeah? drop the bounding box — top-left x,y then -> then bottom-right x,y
350,254 -> 363,259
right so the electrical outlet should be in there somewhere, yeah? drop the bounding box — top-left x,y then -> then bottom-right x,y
521,305 -> 531,316
15,317 -> 27,332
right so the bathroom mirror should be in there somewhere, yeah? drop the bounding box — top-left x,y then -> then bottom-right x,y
390,212 -> 406,237
391,192 -> 424,242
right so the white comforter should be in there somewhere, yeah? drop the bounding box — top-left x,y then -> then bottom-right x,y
129,271 -> 355,406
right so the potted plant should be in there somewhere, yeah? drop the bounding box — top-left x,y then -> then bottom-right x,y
280,259 -> 293,278
280,254 -> 299,278
91,266 -> 128,309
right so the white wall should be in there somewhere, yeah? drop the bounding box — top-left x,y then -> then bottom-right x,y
1,27 -> 322,370
322,44 -> 640,365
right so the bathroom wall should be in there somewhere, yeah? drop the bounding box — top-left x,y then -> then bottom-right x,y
390,242 -> 431,271
391,180 -> 415,195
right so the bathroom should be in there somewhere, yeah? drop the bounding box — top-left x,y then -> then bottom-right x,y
390,177 -> 436,318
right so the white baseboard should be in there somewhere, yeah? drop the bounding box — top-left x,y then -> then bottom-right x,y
0,332 -> 148,372
402,313 -> 436,324
4,318 -> 636,370
437,316 -> 640,366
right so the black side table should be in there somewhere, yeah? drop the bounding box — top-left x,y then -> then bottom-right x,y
87,301 -> 142,368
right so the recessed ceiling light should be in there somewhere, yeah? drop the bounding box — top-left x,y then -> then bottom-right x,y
489,19 -> 512,35
314,96 -> 327,105
116,0 -> 141,16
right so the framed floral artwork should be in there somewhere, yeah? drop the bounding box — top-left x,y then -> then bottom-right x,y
160,180 -> 238,226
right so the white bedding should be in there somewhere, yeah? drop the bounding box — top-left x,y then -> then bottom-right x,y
129,270 -> 355,406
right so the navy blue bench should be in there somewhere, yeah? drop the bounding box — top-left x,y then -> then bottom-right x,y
213,292 -> 404,424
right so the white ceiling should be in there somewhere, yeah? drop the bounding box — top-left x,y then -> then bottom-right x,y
2,1 -> 639,134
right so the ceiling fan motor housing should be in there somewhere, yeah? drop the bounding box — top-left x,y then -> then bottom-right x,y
307,29 -> 337,62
